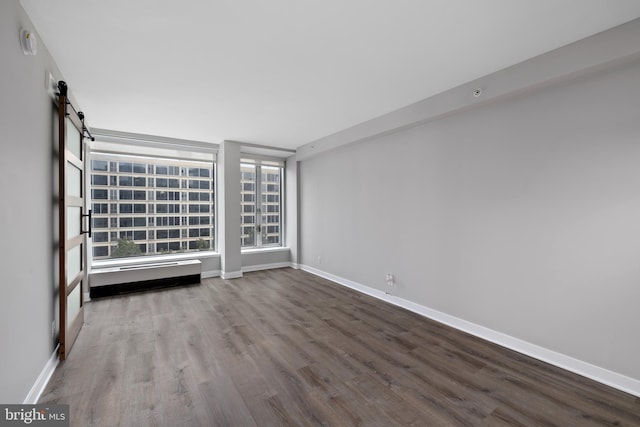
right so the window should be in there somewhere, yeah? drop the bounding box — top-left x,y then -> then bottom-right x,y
92,189 -> 108,200
240,161 -> 282,248
92,175 -> 108,186
93,203 -> 108,214
90,150 -> 215,260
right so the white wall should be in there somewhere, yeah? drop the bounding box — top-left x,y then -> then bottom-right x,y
218,140 -> 242,277
299,57 -> 640,384
0,0 -> 65,403
285,154 -> 299,266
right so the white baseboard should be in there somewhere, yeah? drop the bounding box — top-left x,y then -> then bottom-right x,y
204,263 -> 295,279
221,270 -> 243,279
242,262 -> 292,273
24,345 -> 59,404
300,264 -> 640,398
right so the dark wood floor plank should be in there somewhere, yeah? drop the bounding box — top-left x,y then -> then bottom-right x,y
39,268 -> 640,426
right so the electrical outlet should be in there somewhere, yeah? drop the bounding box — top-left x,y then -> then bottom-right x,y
317,256 -> 322,264
386,273 -> 394,287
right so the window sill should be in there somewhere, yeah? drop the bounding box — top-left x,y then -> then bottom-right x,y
241,246 -> 289,254
91,251 -> 220,270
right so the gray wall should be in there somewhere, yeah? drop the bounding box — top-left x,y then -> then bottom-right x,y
0,0 -> 65,403
299,58 -> 640,381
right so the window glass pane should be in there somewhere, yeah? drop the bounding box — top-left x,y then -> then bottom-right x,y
92,160 -> 108,171
67,282 -> 82,323
67,245 -> 81,285
92,175 -> 108,185
93,218 -> 108,229
242,226 -> 255,247
93,246 -> 108,257
66,119 -> 81,159
67,207 -> 81,239
93,232 -> 108,243
67,165 -> 82,198
261,166 -> 281,246
240,164 -> 257,248
238,163 -> 282,248
91,189 -> 109,200
90,153 -> 215,259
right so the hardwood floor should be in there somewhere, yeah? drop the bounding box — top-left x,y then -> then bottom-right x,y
40,268 -> 640,426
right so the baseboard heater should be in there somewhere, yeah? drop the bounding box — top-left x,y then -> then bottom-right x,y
89,259 -> 201,298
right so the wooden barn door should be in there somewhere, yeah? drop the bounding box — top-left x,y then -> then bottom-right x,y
57,81 -> 87,360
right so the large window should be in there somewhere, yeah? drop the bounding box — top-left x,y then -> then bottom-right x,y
241,160 -> 282,248
90,153 -> 215,260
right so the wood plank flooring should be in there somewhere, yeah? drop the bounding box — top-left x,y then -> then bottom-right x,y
39,268 -> 640,426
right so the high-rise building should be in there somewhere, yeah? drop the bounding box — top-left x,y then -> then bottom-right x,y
240,162 -> 282,248
90,154 -> 215,259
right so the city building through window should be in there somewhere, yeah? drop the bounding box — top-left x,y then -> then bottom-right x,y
241,160 -> 283,248
90,151 -> 215,260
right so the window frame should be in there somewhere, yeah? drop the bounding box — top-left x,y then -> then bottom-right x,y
240,160 -> 283,249
88,143 -> 216,261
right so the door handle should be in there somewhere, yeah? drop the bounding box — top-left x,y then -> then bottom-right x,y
81,209 -> 92,238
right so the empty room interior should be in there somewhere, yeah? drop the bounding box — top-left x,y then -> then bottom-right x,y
2,0 -> 640,425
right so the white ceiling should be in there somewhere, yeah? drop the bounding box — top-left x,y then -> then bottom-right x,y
20,0 -> 640,150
